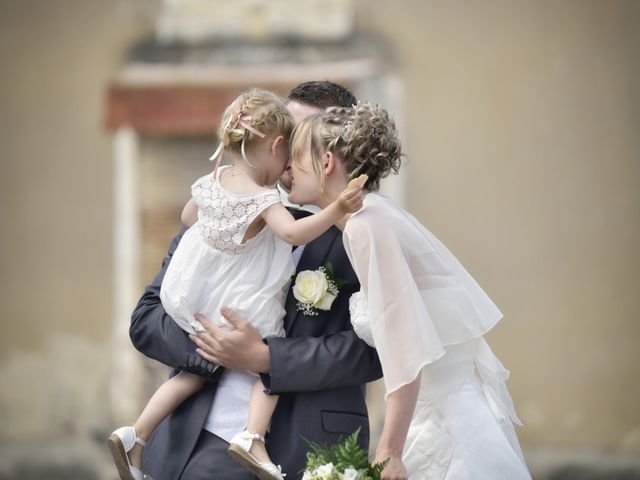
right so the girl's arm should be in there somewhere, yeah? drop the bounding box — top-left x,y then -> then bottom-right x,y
373,375 -> 421,479
181,198 -> 198,227
261,186 -> 363,246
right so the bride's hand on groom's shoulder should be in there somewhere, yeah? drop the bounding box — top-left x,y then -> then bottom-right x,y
190,307 -> 270,373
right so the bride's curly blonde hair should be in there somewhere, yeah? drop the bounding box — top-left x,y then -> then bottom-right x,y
291,103 -> 403,191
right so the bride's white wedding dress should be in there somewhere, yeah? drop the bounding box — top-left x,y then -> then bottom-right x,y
344,193 -> 531,480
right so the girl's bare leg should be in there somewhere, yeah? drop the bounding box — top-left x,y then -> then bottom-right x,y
128,371 -> 206,467
245,379 -> 279,463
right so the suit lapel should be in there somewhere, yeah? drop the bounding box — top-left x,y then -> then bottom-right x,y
284,227 -> 340,333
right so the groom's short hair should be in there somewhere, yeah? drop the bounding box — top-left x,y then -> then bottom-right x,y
287,81 -> 356,110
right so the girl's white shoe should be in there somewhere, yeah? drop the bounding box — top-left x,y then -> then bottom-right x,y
228,430 -> 286,480
107,426 -> 153,480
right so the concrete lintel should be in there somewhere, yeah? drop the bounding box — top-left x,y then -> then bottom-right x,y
113,58 -> 379,88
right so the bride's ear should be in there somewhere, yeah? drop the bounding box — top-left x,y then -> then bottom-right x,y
323,151 -> 337,176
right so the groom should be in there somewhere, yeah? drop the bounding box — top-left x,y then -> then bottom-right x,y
129,81 -> 382,480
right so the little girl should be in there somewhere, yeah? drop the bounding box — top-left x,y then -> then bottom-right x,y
107,88 -> 364,480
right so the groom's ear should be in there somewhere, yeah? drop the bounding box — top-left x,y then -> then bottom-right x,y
323,151 -> 337,175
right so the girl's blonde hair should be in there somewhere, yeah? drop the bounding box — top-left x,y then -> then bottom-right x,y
216,88 -> 294,166
291,103 -> 403,191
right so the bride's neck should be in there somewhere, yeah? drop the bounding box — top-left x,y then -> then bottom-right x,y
316,170 -> 372,230
316,177 -> 348,209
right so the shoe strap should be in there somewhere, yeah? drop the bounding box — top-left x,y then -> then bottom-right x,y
127,426 -> 147,447
258,462 -> 286,478
243,430 -> 265,444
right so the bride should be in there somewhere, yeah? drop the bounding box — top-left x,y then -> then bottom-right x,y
287,104 -> 532,480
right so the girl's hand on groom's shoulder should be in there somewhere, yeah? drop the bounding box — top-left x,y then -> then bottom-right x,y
190,308 -> 271,373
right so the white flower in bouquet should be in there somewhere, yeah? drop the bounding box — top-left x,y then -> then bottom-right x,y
303,462 -> 335,480
343,467 -> 359,480
303,428 -> 388,480
316,463 -> 335,479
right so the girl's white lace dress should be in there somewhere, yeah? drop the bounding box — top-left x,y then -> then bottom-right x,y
160,166 -> 294,338
345,193 -> 531,480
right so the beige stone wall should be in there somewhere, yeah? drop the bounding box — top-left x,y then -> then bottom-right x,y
0,0 -> 638,469
359,0 -> 640,451
0,0 -> 155,441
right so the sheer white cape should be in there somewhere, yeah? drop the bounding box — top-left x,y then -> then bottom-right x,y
342,193 -> 530,478
343,193 -> 503,396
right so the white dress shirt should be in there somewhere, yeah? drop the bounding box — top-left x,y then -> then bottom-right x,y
204,242 -> 306,442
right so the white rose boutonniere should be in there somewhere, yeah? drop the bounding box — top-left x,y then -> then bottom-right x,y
292,263 -> 346,316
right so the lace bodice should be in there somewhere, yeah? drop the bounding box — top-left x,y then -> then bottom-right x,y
191,169 -> 281,255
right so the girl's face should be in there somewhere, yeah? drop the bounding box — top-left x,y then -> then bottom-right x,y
288,136 -> 323,206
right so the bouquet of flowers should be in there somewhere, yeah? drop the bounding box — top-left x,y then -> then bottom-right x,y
302,428 -> 387,480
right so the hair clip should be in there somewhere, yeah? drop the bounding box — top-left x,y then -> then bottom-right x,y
340,119 -> 353,139
237,116 -> 266,139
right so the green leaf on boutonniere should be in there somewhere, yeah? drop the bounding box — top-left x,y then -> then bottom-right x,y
324,262 -> 347,289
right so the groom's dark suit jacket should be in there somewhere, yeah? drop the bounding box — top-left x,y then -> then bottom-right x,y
130,213 -> 382,480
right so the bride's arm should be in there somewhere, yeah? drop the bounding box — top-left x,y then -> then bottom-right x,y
374,375 -> 421,480
344,217 -> 431,478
